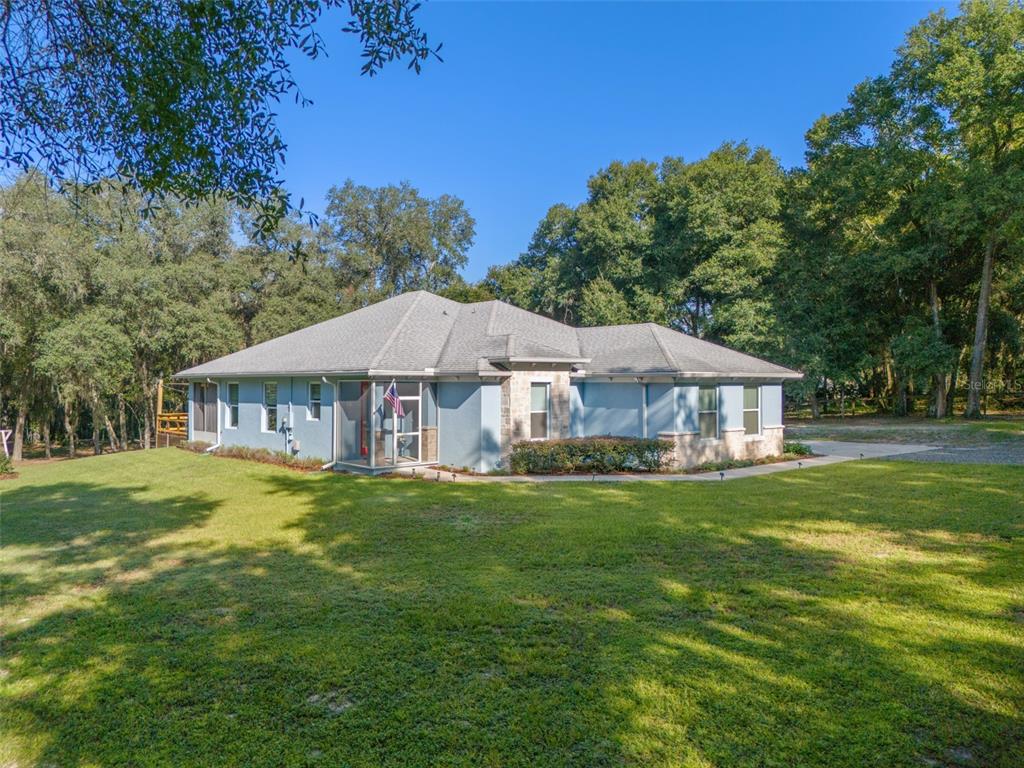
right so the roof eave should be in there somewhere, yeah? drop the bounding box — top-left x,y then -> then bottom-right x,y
489,356 -> 591,366
173,367 -> 514,379
575,369 -> 804,380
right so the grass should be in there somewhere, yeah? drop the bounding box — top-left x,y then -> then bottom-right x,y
2,450 -> 1022,767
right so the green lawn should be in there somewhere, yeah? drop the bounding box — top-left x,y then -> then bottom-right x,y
2,451 -> 1022,767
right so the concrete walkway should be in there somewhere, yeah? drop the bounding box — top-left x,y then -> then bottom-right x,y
392,454 -> 850,483
388,439 -> 940,484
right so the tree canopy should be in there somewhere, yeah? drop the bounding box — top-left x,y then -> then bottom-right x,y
1,0 -> 1022,462
0,0 -> 439,230
0,173 -> 474,459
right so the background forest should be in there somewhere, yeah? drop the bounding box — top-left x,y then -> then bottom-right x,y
1,1 -> 1022,460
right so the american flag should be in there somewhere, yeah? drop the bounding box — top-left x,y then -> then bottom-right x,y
383,381 -> 405,418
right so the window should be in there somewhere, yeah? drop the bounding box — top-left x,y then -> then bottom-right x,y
226,383 -> 239,428
263,382 -> 278,432
698,386 -> 718,439
308,382 -> 321,421
530,382 -> 549,439
743,386 -> 761,435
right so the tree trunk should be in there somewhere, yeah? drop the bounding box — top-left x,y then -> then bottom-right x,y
808,391 -> 820,419
948,347 -> 966,415
12,402 -> 27,461
143,406 -> 152,451
142,365 -> 153,450
118,395 -> 128,451
64,409 -> 77,459
42,421 -> 51,459
965,239 -> 996,418
104,414 -> 120,452
929,281 -> 947,419
91,399 -> 103,455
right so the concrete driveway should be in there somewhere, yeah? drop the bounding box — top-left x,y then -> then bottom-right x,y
804,439 -> 1024,465
803,440 -> 938,460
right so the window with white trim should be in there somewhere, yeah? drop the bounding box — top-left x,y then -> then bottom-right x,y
698,386 -> 718,439
308,382 -> 321,421
530,382 -> 549,439
226,383 -> 239,428
743,386 -> 761,435
263,382 -> 278,432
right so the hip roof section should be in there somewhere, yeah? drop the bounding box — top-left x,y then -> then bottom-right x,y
176,290 -> 800,379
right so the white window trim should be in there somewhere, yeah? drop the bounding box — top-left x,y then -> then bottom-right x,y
698,385 -> 719,441
529,381 -> 551,441
262,382 -> 278,433
743,386 -> 761,438
307,381 -> 322,422
225,381 -> 240,429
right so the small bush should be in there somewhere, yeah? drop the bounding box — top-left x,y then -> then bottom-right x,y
783,441 -> 813,456
216,445 -> 325,471
180,440 -> 212,453
177,442 -> 325,471
510,437 -> 674,475
690,458 -> 756,474
0,453 -> 14,475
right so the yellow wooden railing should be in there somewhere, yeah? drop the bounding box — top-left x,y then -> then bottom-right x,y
157,412 -> 188,437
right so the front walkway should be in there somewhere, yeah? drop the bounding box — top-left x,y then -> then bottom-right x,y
387,440 -> 940,483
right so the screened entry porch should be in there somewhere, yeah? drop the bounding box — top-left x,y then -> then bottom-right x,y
336,381 -> 439,472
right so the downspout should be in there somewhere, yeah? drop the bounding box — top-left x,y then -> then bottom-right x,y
321,376 -> 336,470
288,377 -> 295,453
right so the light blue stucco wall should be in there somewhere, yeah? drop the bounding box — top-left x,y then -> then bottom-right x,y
674,385 -> 700,433
288,377 -> 333,461
438,382 -> 479,470
582,382 -> 644,437
569,382 -> 584,437
479,383 -> 502,472
718,384 -> 744,433
646,383 -> 675,436
568,381 -> 779,439
762,384 -> 783,427
437,382 -> 502,473
186,376 -> 786,470
211,377 -> 331,461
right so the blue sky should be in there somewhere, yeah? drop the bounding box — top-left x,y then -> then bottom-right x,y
278,1 -> 955,281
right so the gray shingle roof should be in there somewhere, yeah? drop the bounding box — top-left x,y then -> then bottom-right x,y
176,291 -> 800,379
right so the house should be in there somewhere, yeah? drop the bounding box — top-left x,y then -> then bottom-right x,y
177,291 -> 801,473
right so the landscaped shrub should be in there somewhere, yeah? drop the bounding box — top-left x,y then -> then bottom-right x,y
177,442 -> 325,471
689,458 -> 756,473
783,441 -> 813,456
0,453 -> 14,475
509,437 -> 674,475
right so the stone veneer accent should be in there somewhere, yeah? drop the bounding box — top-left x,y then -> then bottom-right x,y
657,425 -> 785,469
500,369 -> 572,462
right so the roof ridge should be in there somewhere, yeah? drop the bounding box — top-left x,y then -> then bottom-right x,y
433,301 -> 471,369
485,299 -> 501,336
369,292 -> 423,369
648,323 -> 678,372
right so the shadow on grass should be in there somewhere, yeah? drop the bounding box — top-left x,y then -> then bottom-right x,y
1,463 -> 1021,766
